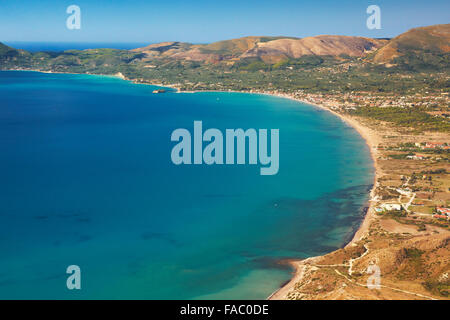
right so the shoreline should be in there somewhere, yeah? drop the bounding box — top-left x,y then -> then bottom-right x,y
3,69 -> 381,299
264,94 -> 381,300
181,89 -> 382,299
1,68 -> 182,92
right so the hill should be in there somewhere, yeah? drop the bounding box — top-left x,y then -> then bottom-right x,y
131,35 -> 384,64
132,36 -> 299,63
371,24 -> 450,70
241,35 -> 387,63
196,36 -> 297,55
0,42 -> 19,57
1,23 -> 449,76
132,41 -> 193,56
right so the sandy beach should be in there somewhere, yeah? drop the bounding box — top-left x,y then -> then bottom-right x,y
266,93 -> 383,300
257,92 -> 382,246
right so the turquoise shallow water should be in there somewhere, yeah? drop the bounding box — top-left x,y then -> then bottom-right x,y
0,71 -> 374,299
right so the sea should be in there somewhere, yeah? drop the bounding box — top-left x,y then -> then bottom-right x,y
3,42 -> 149,52
0,70 -> 374,299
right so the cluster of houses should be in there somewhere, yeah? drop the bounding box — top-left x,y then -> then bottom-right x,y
415,142 -> 450,150
286,90 -> 449,111
434,207 -> 450,220
403,142 -> 450,161
406,154 -> 426,160
375,203 -> 450,221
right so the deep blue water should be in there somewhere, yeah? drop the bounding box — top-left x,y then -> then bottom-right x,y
0,71 -> 374,299
4,42 -> 148,52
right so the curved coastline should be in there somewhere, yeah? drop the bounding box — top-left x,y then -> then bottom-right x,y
264,95 -> 380,300
185,91 -> 379,299
4,69 -> 379,299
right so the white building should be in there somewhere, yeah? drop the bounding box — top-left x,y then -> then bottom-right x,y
380,203 -> 402,211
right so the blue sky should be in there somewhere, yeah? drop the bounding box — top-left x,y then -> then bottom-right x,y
0,0 -> 449,43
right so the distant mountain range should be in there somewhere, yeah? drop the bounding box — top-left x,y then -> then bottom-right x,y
132,35 -> 387,64
1,23 -> 449,71
129,24 -> 449,67
373,24 -> 450,63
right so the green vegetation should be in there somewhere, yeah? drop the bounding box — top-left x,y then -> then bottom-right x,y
349,107 -> 450,133
272,56 -> 328,69
393,51 -> 450,72
423,279 -> 450,297
388,153 -> 412,160
383,209 -> 407,220
0,43 -> 17,57
197,36 -> 293,55
396,247 -> 427,281
404,248 -> 424,259
421,168 -> 447,175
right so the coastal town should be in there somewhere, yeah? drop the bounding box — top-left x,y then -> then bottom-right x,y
268,88 -> 450,300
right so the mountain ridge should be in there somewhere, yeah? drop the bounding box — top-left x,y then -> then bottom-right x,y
131,35 -> 387,64
371,24 -> 450,65
1,23 -> 449,70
